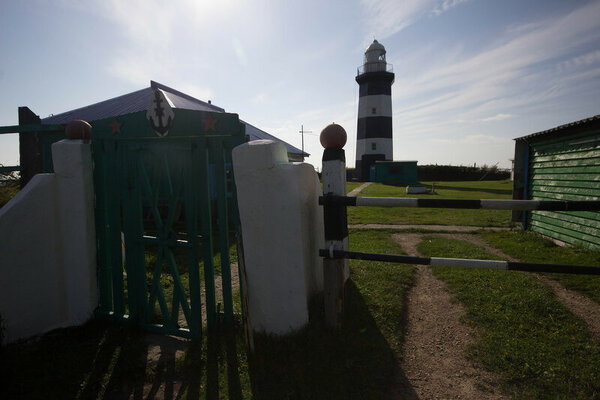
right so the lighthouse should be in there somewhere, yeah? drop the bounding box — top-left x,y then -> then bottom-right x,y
355,39 -> 394,181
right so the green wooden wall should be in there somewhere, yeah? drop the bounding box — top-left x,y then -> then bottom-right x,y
528,130 -> 600,250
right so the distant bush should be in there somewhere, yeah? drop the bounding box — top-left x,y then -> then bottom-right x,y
418,164 -> 510,181
0,167 -> 20,208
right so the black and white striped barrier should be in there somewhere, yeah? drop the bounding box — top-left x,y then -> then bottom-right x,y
319,195 -> 600,211
319,249 -> 600,275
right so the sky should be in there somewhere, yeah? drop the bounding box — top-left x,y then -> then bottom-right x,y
1,0 -> 599,170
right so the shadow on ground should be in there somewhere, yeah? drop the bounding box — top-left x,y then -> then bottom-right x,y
0,282 -> 418,399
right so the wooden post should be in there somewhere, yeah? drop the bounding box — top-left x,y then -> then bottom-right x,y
18,107 -> 42,188
321,124 -> 349,329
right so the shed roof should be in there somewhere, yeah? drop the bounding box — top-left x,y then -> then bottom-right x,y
41,80 -> 307,157
514,114 -> 600,142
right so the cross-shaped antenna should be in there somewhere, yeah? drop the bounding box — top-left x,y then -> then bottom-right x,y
299,125 -> 312,161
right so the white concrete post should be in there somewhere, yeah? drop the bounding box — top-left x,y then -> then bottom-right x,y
232,140 -> 324,335
0,135 -> 98,343
52,139 -> 98,324
320,124 -> 349,329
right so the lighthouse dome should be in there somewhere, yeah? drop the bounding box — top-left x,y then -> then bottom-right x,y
366,40 -> 385,53
363,39 -> 387,72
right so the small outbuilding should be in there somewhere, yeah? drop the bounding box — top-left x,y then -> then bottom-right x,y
512,115 -> 600,250
370,161 -> 418,185
16,81 -> 307,186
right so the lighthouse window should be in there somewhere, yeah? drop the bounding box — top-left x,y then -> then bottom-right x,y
371,142 -> 377,150
371,107 -> 376,114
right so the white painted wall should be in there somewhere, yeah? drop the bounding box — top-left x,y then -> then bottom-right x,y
233,140 -> 324,335
0,140 -> 97,343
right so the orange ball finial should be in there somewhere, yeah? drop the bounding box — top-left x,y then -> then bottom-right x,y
65,120 -> 92,141
320,123 -> 347,149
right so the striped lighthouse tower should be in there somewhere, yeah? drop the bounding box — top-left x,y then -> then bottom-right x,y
355,40 -> 394,181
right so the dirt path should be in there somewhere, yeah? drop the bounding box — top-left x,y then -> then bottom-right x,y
176,263 -> 241,328
435,233 -> 600,340
392,233 -> 506,399
392,231 -> 600,399
143,265 -> 241,399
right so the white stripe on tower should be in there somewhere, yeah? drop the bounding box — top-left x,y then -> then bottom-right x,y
355,137 -> 393,160
357,95 -> 392,118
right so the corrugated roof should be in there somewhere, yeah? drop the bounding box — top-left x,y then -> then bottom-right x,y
41,80 -> 307,156
514,114 -> 600,141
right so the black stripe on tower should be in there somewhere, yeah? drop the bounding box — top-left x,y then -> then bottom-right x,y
356,71 -> 395,95
357,117 -> 393,139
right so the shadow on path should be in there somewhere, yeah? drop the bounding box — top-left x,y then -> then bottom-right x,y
248,281 -> 419,399
1,283 -> 419,400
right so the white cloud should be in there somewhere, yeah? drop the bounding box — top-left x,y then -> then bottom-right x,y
432,0 -> 469,16
232,37 -> 248,67
361,0 -> 470,40
252,93 -> 268,105
393,1 -> 600,130
480,113 -> 513,122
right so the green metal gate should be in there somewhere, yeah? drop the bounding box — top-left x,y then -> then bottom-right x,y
92,108 -> 246,338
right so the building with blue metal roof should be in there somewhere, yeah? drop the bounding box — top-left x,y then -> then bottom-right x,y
42,80 -> 307,161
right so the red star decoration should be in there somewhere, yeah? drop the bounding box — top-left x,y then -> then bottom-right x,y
202,114 -> 218,131
109,118 -> 122,134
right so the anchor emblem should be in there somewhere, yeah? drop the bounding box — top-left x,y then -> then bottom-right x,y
147,89 -> 175,137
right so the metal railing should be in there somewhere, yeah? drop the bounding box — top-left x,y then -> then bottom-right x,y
357,62 -> 394,75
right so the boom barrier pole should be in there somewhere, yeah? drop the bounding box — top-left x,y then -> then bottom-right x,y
319,249 -> 600,275
320,124 -> 349,329
319,195 -> 600,211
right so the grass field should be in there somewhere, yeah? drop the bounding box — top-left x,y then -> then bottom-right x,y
348,180 -> 514,226
418,236 -> 600,399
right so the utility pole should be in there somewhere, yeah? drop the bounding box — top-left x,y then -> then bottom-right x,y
299,125 -> 312,162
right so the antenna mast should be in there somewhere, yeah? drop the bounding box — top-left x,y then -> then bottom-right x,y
299,125 -> 312,161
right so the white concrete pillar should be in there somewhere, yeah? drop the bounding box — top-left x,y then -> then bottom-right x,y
232,140 -> 324,335
0,138 -> 98,343
52,139 -> 98,325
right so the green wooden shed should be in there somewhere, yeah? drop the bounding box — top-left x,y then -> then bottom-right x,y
512,115 -> 600,250
370,161 -> 418,185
